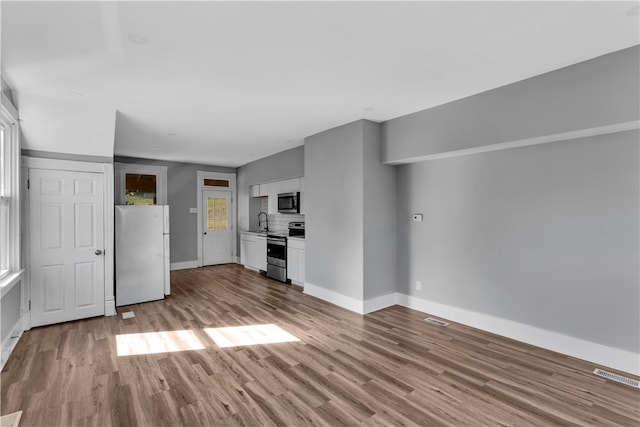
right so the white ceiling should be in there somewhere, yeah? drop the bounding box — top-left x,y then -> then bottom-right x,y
2,1 -> 638,167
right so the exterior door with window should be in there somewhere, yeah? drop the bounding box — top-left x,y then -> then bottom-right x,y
29,168 -> 105,326
202,189 -> 233,265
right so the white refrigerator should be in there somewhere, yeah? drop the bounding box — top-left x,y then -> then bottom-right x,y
115,205 -> 170,307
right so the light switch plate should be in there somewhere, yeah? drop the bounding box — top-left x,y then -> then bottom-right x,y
413,213 -> 423,222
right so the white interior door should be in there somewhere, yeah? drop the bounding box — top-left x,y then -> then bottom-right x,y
29,169 -> 105,327
202,189 -> 232,266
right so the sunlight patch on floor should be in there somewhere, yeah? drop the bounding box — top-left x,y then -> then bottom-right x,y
204,324 -> 300,348
116,330 -> 205,356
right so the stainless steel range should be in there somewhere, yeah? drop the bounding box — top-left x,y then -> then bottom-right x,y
288,221 -> 305,238
266,222 -> 305,283
266,233 -> 288,282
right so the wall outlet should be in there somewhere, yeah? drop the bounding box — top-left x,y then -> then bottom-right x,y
413,213 -> 423,222
415,280 -> 422,291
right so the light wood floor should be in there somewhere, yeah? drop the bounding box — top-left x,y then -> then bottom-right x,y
2,264 -> 639,426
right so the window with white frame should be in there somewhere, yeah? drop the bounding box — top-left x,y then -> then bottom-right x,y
114,162 -> 167,206
0,102 -> 19,280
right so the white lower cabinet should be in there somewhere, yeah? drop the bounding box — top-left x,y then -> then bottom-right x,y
240,233 -> 267,271
287,238 -> 305,284
255,236 -> 267,271
240,233 -> 256,268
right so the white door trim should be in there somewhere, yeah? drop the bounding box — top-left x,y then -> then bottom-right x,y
196,171 -> 237,267
22,156 -> 115,331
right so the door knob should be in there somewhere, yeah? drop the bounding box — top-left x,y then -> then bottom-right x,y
95,249 -> 103,255
204,232 -> 207,235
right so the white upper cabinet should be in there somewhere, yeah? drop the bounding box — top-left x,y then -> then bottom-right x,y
258,183 -> 268,197
255,182 -> 275,214
279,178 -> 300,193
249,177 -> 303,213
267,181 -> 281,196
267,191 -> 278,214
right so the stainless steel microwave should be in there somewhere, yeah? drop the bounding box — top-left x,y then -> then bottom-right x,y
278,192 -> 300,213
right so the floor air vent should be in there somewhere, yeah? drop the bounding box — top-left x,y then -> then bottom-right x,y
425,317 -> 449,327
593,368 -> 640,388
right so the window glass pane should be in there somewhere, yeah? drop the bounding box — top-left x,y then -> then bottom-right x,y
204,179 -> 229,187
0,125 -> 5,197
207,197 -> 214,229
207,196 -> 228,230
0,124 -> 8,275
0,199 -> 8,275
125,173 -> 157,205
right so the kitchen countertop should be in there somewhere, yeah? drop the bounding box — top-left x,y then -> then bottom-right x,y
240,230 -> 305,240
241,230 -> 267,236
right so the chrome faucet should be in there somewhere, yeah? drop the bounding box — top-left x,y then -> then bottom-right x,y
257,211 -> 269,231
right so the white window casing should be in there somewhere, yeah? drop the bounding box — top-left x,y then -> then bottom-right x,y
0,95 -> 22,289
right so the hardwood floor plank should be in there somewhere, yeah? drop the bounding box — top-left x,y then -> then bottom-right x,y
314,399 -> 367,426
2,264 -> 638,426
361,379 -> 447,425
291,365 -> 376,420
241,379 -> 288,426
110,385 -> 138,427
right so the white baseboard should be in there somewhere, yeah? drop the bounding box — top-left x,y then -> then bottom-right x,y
170,260 -> 198,271
21,310 -> 30,331
303,282 -> 365,314
302,285 -> 397,315
1,319 -> 23,369
363,292 -> 398,314
396,293 -> 640,376
268,281 -> 639,375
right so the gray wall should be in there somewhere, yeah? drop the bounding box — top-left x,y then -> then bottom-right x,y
305,121 -> 364,300
381,45 -> 639,163
1,76 -> 15,106
236,146 -> 304,234
304,120 -> 397,303
238,146 -> 304,185
362,121 -> 397,300
396,130 -> 639,353
115,156 -> 235,263
22,149 -> 113,163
